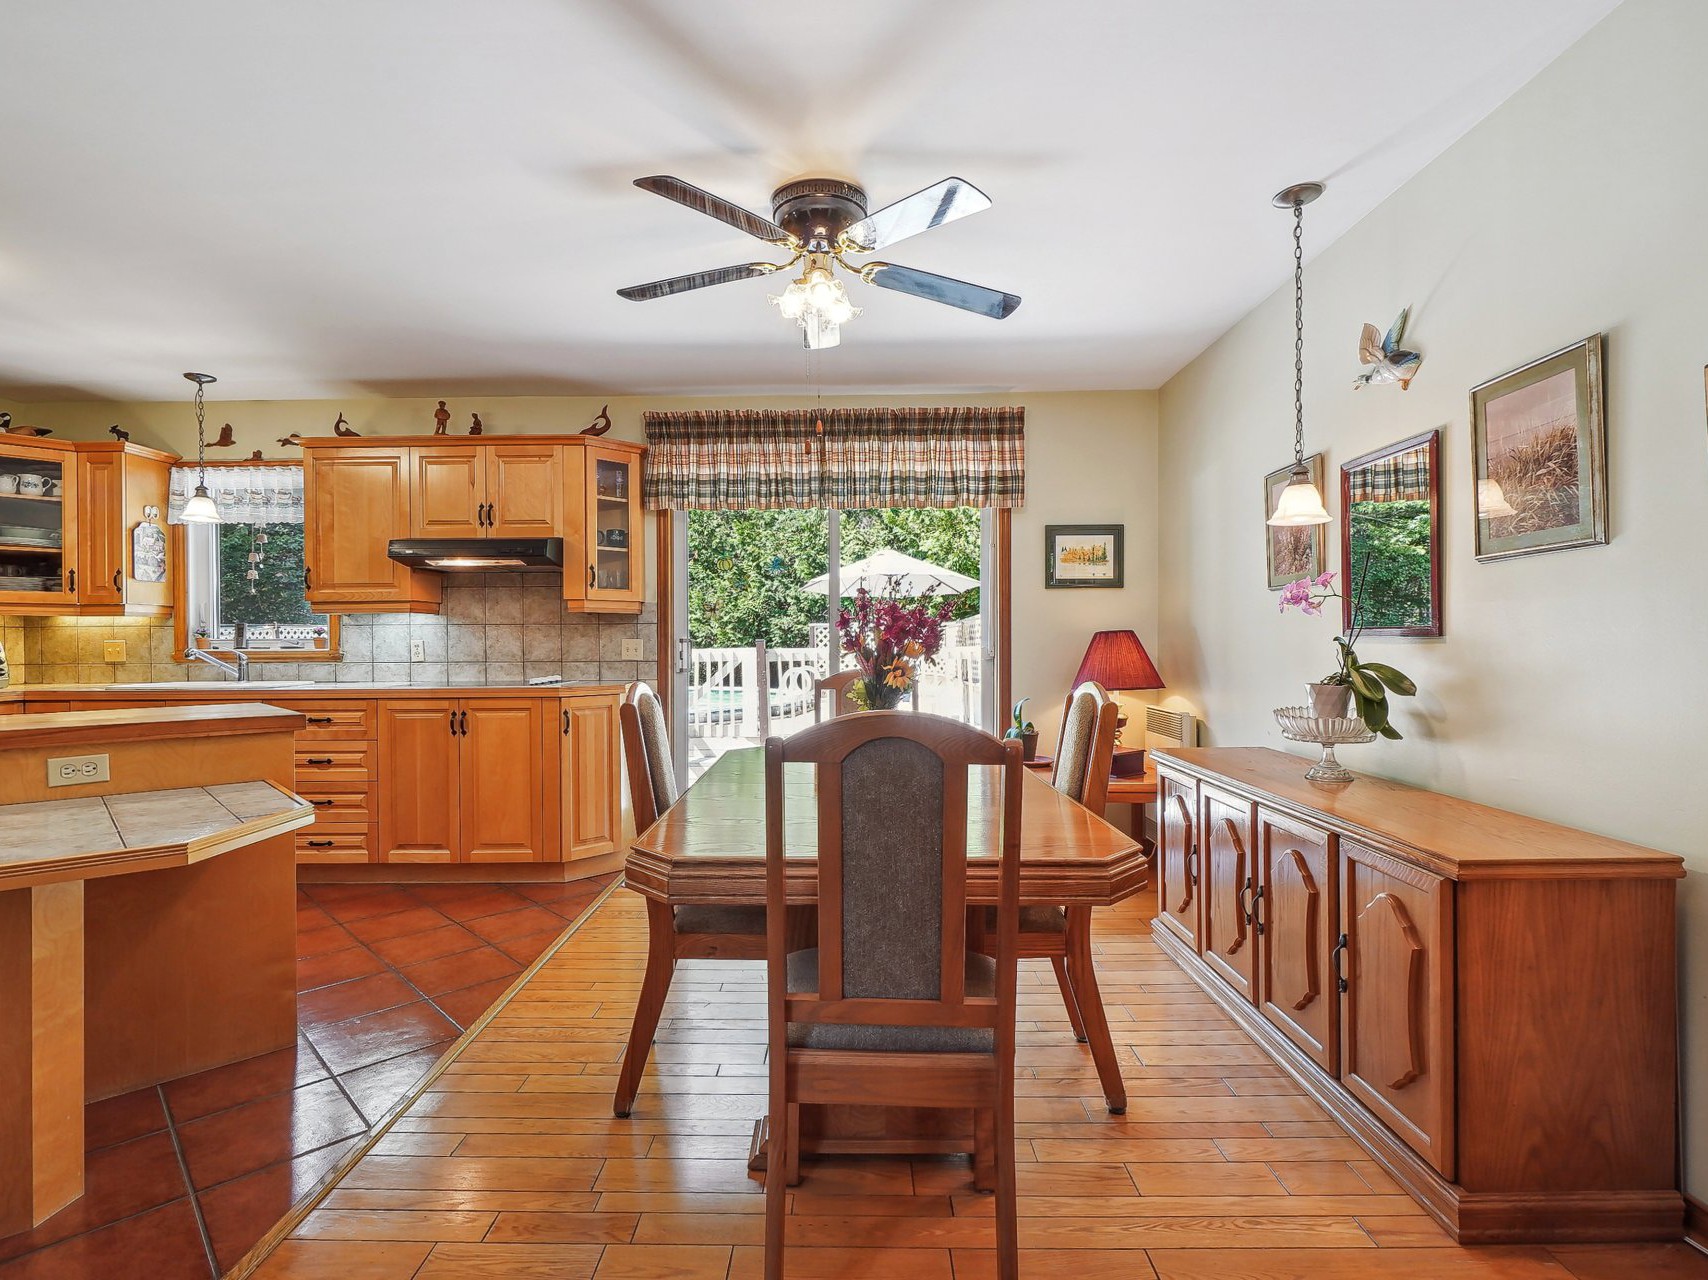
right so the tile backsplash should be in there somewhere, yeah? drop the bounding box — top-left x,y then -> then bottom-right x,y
2,573 -> 658,688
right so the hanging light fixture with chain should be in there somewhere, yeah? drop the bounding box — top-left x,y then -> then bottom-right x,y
1266,182 -> 1333,528
178,371 -> 222,524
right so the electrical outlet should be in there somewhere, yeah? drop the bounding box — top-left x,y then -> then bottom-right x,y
102,639 -> 127,663
48,754 -> 110,787
620,638 -> 644,661
410,639 -> 427,662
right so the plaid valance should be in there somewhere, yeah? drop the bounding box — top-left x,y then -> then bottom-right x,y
1347,443 -> 1432,504
642,407 -> 1025,511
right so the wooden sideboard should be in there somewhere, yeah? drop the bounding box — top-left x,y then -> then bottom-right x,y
1151,746 -> 1684,1245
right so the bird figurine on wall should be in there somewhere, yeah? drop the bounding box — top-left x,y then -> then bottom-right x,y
470,412 -> 483,435
332,412 -> 360,437
1355,307 -> 1422,390
212,423 -> 237,447
108,424 -> 130,442
581,403 -> 612,436
433,401 -> 451,435
277,434 -> 303,448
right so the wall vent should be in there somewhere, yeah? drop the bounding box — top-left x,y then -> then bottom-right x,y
1144,706 -> 1198,751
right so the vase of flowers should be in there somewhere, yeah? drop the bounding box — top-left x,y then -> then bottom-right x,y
1279,570 -> 1418,739
835,580 -> 953,711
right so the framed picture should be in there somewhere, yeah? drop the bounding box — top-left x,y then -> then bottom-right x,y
1264,453 -> 1327,589
1045,524 -> 1123,588
1470,335 -> 1607,561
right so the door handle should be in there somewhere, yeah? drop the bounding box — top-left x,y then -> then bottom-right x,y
306,716 -> 334,725
1238,876 -> 1255,926
304,566 -> 313,590
588,564 -> 596,588
1331,932 -> 1349,993
1251,883 -> 1266,936
67,568 -> 76,593
563,707 -> 571,734
449,711 -> 458,736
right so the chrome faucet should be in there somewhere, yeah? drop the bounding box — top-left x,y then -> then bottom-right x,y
186,647 -> 251,682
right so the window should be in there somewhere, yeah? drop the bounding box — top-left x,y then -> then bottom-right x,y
171,464 -> 337,657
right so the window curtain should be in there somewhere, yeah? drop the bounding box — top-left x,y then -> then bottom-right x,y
641,406 -> 1025,510
1346,443 -> 1432,504
168,465 -> 305,524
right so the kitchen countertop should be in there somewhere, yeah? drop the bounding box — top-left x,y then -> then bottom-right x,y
0,779 -> 313,889
0,681 -> 627,701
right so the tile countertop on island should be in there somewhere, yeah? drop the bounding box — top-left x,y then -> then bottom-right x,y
0,681 -> 629,702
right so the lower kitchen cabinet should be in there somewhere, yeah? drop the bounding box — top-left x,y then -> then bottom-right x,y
559,692 -> 619,860
377,700 -> 463,862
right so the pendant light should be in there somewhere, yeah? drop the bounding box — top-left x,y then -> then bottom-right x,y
1266,182 -> 1332,527
179,371 -> 221,524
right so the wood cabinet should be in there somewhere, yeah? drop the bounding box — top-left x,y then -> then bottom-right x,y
559,692 -> 620,859
1151,747 -> 1684,1245
303,445 -> 441,613
302,436 -> 640,615
564,442 -> 645,615
1198,783 -> 1257,1002
0,438 -> 174,617
1155,771 -> 1198,947
379,697 -> 551,863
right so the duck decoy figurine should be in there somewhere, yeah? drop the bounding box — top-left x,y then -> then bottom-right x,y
580,403 -> 612,436
108,424 -> 130,442
1355,307 -> 1422,390
332,412 -> 360,437
0,413 -> 9,432
277,434 -> 303,448
213,423 -> 237,447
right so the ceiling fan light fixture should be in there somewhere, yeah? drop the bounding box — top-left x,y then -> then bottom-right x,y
769,257 -> 859,346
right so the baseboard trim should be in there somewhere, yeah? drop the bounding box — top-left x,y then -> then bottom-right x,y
1152,921 -> 1684,1245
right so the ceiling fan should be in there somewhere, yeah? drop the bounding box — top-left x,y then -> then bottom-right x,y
616,175 -> 1021,349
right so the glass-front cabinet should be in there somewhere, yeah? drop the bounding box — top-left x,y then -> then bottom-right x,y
0,440 -> 77,609
565,442 -> 645,614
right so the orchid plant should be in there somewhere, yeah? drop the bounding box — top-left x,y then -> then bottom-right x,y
1279,569 -> 1417,739
835,578 -> 953,710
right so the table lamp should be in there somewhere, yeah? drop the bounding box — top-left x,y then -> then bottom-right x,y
1073,630 -> 1165,776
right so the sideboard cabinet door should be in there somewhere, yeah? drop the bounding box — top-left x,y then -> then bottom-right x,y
1256,807 -> 1338,1072
1155,771 -> 1199,948
1198,784 -> 1257,1002
1339,838 -> 1455,1177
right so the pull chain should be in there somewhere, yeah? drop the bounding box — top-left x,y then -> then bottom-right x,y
1292,198 -> 1305,469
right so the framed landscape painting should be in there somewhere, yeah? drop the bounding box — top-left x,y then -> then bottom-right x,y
1471,335 -> 1607,561
1045,524 -> 1123,588
1264,453 -> 1326,589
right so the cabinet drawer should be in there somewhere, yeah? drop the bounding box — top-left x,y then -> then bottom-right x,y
297,826 -> 373,864
295,743 -> 374,783
282,701 -> 376,741
296,786 -> 372,826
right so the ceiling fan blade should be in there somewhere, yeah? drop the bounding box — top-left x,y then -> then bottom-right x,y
633,176 -> 793,245
861,263 -> 1020,319
617,262 -> 778,302
840,177 -> 992,253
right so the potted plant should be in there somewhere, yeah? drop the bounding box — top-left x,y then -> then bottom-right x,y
835,579 -> 952,710
1004,698 -> 1039,760
311,626 -> 329,651
1279,570 -> 1418,739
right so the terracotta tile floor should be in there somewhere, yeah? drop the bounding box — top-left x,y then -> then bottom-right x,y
0,875 -> 614,1279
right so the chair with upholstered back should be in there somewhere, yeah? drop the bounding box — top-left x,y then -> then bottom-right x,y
763,712 -> 1020,1280
813,669 -> 922,721
613,682 -> 770,1117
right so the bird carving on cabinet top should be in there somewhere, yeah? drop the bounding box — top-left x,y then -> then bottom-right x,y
332,412 -> 360,437
212,424 -> 237,447
277,434 -> 303,448
581,403 -> 612,436
1355,307 -> 1423,390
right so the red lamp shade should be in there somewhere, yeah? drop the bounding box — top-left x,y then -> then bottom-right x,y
1073,629 -> 1164,692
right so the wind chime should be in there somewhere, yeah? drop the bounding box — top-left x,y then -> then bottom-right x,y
245,528 -> 268,592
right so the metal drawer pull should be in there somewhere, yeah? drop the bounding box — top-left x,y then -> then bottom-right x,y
306,716 -> 335,725
304,756 -> 335,765
306,839 -> 335,848
310,799 -> 334,808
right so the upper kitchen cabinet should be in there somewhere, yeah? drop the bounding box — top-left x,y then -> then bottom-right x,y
564,441 -> 645,615
0,436 -> 177,617
410,442 -> 563,538
301,435 -> 645,617
302,443 -> 442,614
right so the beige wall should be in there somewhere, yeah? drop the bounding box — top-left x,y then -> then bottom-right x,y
1157,0 -> 1708,1198
13,390 -> 1158,735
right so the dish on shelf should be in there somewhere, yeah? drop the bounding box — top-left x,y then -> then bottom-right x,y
0,525 -> 62,547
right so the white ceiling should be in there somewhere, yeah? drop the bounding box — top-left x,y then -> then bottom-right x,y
0,0 -> 1620,402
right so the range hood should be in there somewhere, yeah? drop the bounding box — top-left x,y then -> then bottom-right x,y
387,538 -> 564,572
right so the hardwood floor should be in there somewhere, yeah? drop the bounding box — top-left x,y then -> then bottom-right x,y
246,886 -> 1708,1280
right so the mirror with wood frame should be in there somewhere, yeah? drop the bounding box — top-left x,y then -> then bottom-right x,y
1339,429 -> 1441,637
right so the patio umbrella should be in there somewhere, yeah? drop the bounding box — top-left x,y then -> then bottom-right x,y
801,548 -> 978,597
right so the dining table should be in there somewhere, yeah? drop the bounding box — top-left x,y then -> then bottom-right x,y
623,744 -> 1147,1186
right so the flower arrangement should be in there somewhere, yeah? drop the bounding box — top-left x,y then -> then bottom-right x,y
1279,570 -> 1417,739
835,579 -> 953,711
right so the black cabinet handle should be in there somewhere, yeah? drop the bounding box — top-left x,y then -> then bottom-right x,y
449,711 -> 458,736
304,757 -> 334,766
67,568 -> 76,592
458,710 -> 469,735
563,707 -> 571,734
1238,876 -> 1255,926
304,566 -> 313,590
112,569 -> 123,590
310,799 -> 334,808
306,716 -> 334,725
1331,932 -> 1350,994
306,839 -> 335,848
1251,883 -> 1266,936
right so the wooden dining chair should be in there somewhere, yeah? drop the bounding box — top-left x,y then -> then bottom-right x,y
763,712 -> 1021,1280
813,669 -> 920,720
991,680 -> 1128,1112
613,681 -> 769,1118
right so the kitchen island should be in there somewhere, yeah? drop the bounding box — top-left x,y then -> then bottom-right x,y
0,703 -> 312,1235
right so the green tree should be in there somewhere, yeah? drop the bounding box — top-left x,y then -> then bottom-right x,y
216,522 -> 324,630
1346,500 -> 1432,630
